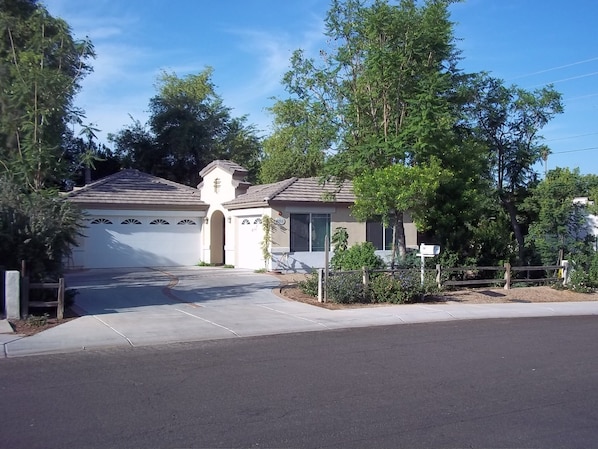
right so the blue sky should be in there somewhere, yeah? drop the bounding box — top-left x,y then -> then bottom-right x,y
43,0 -> 598,176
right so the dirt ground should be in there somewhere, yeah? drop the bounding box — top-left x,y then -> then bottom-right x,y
271,272 -> 598,310
8,308 -> 79,336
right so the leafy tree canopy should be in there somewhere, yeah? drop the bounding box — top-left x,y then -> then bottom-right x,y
0,0 -> 95,190
464,74 -> 564,262
259,99 -> 331,183
110,68 -> 262,186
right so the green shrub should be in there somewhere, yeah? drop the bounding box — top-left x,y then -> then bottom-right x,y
0,177 -> 83,280
568,269 -> 595,293
326,272 -> 366,304
368,270 -> 423,303
332,242 -> 385,271
299,272 -> 319,297
589,252 -> 598,286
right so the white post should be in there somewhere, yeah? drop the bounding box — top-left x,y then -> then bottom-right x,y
562,260 -> 570,286
5,270 -> 20,320
324,235 -> 329,303
318,268 -> 323,303
420,254 -> 425,287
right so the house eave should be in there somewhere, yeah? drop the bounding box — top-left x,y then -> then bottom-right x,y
70,201 -> 209,212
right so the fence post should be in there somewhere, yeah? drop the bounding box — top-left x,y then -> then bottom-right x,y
57,278 -> 65,320
436,264 -> 441,289
317,268 -> 323,303
20,276 -> 29,318
562,260 -> 570,286
362,267 -> 369,293
5,271 -> 20,320
504,262 -> 511,290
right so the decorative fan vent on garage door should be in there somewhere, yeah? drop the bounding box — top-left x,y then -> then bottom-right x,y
121,218 -> 142,224
254,218 -> 262,225
177,219 -> 197,225
241,219 -> 251,225
90,218 -> 113,224
150,219 -> 170,225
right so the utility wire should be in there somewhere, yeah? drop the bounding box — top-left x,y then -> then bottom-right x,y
510,56 -> 598,80
551,146 -> 598,155
546,132 -> 598,142
530,71 -> 598,88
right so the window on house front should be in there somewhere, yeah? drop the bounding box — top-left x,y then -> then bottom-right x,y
366,220 -> 393,250
290,213 -> 330,252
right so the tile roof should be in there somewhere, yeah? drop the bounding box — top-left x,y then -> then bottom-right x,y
199,160 -> 248,179
223,177 -> 355,210
65,169 -> 208,211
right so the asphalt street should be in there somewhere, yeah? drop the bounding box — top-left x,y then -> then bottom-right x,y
2,316 -> 598,448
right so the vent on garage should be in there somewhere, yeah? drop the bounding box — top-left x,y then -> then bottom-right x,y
121,218 -> 142,224
177,219 -> 197,225
150,219 -> 170,225
91,218 -> 113,224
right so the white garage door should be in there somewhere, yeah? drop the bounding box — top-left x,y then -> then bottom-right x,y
236,216 -> 264,270
74,215 -> 201,269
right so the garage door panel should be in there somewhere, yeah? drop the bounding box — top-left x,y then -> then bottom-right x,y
237,216 -> 264,270
81,215 -> 201,268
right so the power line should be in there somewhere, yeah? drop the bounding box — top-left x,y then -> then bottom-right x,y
510,56 -> 598,81
551,146 -> 598,155
530,71 -> 598,88
566,92 -> 598,102
546,132 -> 598,142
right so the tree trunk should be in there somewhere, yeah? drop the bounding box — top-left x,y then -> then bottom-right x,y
502,197 -> 525,264
391,211 -> 407,268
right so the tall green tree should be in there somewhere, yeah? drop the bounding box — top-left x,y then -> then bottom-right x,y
465,74 -> 563,263
0,176 -> 83,278
525,167 -> 596,266
352,161 -> 444,265
279,0 -> 478,260
259,99 -> 331,183
0,0 -> 95,190
110,68 -> 262,186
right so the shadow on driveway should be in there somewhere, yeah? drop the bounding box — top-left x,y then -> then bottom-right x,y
64,267 -> 281,316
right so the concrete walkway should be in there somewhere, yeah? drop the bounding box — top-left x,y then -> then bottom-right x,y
2,267 -> 598,358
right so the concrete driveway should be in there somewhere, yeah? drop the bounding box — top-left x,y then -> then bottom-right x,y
65,266 -> 330,341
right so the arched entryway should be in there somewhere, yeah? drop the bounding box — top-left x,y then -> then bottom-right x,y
209,210 -> 225,265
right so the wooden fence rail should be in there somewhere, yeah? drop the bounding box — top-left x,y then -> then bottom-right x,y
437,262 -> 569,290
21,277 -> 65,319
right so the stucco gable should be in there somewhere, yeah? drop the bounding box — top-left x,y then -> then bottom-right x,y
198,160 -> 248,181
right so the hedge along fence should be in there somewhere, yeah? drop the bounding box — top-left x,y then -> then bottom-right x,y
316,262 -> 571,303
316,267 -> 437,303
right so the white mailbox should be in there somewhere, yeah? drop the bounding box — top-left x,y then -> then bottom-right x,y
419,243 -> 440,256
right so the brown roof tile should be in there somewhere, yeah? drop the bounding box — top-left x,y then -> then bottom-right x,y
199,160 -> 248,179
223,177 -> 355,210
65,169 -> 208,211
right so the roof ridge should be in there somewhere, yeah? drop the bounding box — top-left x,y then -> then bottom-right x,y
265,177 -> 298,200
66,169 -> 136,197
146,173 -> 199,192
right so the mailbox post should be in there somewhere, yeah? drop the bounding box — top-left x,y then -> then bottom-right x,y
416,243 -> 440,286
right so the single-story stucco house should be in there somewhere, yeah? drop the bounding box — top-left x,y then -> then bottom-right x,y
65,160 -> 419,271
